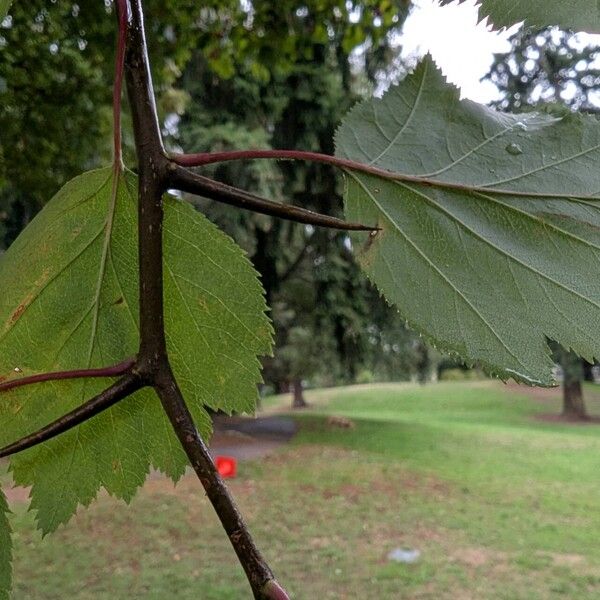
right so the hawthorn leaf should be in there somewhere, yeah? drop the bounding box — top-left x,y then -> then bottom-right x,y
0,167 -> 271,533
335,56 -> 600,386
0,490 -> 10,600
442,0 -> 600,33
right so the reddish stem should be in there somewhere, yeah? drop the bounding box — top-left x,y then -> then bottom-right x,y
169,148 -> 444,190
171,149 -> 368,173
0,357 -> 136,394
170,149 -> 597,201
113,0 -> 129,168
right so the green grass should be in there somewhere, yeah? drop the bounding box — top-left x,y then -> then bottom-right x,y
5,381 -> 600,598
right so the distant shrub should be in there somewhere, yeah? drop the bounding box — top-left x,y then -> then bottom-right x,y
356,369 -> 375,384
439,368 -> 483,382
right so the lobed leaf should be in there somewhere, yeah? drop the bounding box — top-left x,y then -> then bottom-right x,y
442,0 -> 600,33
0,167 -> 272,534
336,56 -> 600,385
0,490 -> 10,600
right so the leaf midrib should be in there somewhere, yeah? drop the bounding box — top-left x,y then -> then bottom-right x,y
86,170 -> 121,367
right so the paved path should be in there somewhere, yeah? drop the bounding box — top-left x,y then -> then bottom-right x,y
210,415 -> 297,461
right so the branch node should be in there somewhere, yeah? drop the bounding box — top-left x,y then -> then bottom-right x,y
0,374 -> 141,459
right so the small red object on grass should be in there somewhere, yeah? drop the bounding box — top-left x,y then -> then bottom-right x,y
215,455 -> 237,478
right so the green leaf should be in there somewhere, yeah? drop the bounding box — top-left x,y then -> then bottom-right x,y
335,56 -> 600,386
0,490 -> 10,600
0,1 -> 11,20
0,167 -> 272,533
443,0 -> 600,33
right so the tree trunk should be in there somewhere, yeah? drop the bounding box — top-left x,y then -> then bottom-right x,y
292,379 -> 307,409
561,352 -> 588,420
416,341 -> 430,385
563,379 -> 587,419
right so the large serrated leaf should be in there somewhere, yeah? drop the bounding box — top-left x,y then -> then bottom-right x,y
335,56 -> 600,386
0,490 -> 10,600
442,0 -> 600,33
0,167 -> 272,534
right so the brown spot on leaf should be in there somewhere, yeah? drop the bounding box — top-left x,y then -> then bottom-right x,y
5,269 -> 51,331
197,296 -> 209,311
358,224 -> 384,269
113,296 -> 124,306
10,302 -> 28,324
34,268 -> 51,288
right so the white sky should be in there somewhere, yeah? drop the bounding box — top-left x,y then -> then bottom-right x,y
397,0 -> 521,103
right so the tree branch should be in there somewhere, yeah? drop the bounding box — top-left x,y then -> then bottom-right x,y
124,2 -> 290,597
0,374 -> 142,459
124,0 -> 168,372
167,163 -> 378,231
155,365 -> 288,600
0,358 -> 136,393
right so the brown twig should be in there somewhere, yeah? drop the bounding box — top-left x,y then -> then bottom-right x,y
124,1 -> 290,597
167,163 -> 377,231
1,0 -> 304,594
154,365 -> 287,599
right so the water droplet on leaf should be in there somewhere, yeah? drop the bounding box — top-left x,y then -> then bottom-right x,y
505,143 -> 523,155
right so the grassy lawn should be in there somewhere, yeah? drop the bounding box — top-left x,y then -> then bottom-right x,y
5,380 -> 600,598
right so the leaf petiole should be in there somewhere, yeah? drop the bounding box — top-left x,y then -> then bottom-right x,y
0,357 -> 136,393
170,148 -> 600,201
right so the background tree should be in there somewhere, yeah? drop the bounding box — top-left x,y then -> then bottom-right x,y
172,0 -> 425,402
0,0 -> 207,248
550,342 -> 588,419
488,26 -> 600,113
